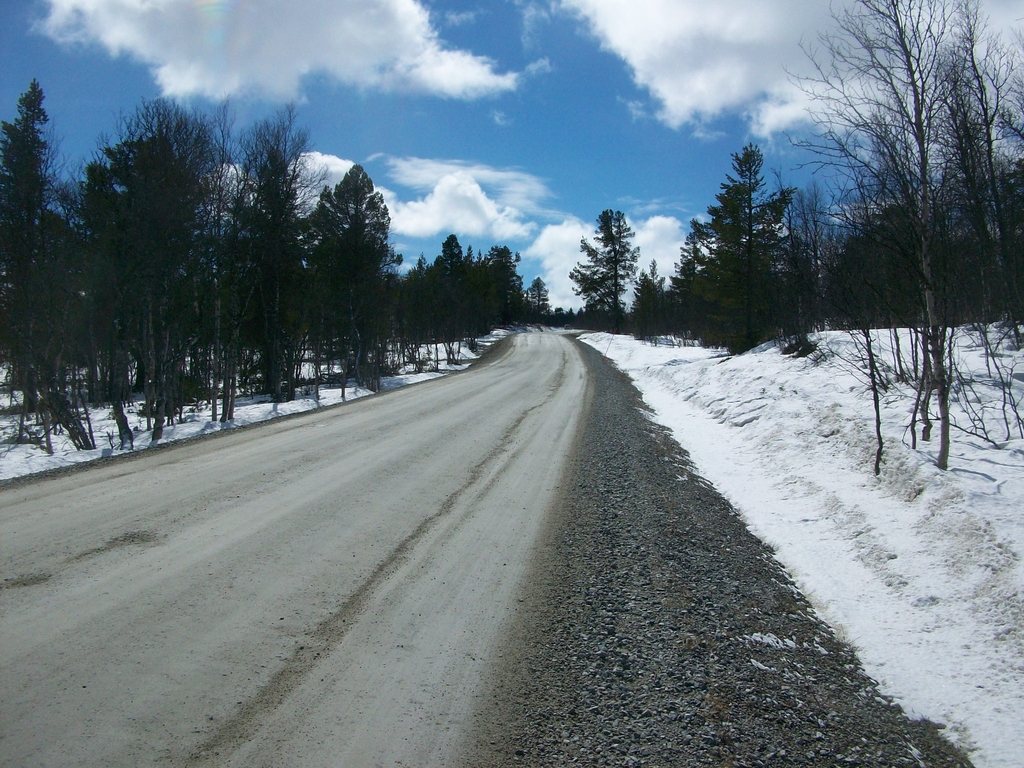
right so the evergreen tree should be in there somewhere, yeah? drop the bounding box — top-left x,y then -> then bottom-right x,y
309,164 -> 399,391
631,260 -> 666,342
0,80 -> 51,424
484,244 -> 524,325
239,107 -> 319,402
1,80 -> 95,451
526,276 -> 550,319
570,209 -> 639,330
688,144 -> 792,352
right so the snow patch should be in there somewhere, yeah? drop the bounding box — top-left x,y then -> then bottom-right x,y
0,334 -> 508,482
583,330 -> 1024,768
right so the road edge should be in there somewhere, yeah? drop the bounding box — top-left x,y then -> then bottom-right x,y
0,334 -> 516,491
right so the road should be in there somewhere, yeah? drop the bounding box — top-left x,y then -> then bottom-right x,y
0,332 -> 589,767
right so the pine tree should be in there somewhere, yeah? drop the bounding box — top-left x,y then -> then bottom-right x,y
1,81 -> 95,450
0,80 -> 50,418
309,164 -> 399,391
688,144 -> 792,352
570,209 -> 639,330
631,260 -> 666,342
526,276 -> 550,319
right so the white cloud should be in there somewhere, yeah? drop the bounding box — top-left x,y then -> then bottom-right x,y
308,154 -> 541,244
524,212 -> 686,309
558,0 -> 1020,134
523,217 -> 592,309
519,1 -> 552,48
384,173 -> 533,240
558,0 -> 829,132
41,0 -> 518,100
632,215 -> 685,283
305,152 -> 355,190
387,157 -> 553,214
444,10 -> 478,26
381,159 -> 549,241
525,57 -> 553,76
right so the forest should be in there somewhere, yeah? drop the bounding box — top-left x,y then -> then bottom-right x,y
0,89 -> 568,454
3,0 -> 1022,475
571,0 -> 1024,472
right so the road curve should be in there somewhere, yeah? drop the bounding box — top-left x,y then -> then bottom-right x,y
0,332 -> 589,767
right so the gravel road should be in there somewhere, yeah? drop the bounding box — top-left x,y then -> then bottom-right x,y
1,332 -> 977,767
0,332 -> 587,767
465,338 -> 973,768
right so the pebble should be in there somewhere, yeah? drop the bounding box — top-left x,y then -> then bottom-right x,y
467,340 -> 973,767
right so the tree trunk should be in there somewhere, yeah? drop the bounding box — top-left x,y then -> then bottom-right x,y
41,405 -> 53,456
863,329 -> 884,476
145,303 -> 156,432
211,293 -> 221,423
930,325 -> 951,470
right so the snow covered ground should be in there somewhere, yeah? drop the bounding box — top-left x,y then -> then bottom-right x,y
0,331 -> 509,482
581,330 -> 1024,768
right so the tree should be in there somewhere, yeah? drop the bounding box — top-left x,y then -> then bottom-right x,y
484,244 -> 524,325
239,107 -> 320,402
1,80 -> 95,451
309,163 -> 399,391
433,234 -> 468,363
0,80 -> 51,441
84,100 -> 217,441
687,143 -> 793,352
526,276 -> 550,319
570,209 -> 639,330
777,182 -> 835,338
631,260 -> 667,342
941,1 -> 1021,324
801,0 -> 957,469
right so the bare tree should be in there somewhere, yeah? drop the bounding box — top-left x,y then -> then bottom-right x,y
942,1 -> 1020,321
801,0 -> 958,469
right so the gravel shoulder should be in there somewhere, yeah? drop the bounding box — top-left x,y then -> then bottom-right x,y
464,338 -> 973,768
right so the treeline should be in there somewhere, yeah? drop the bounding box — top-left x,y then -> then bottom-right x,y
573,0 -> 1024,471
0,85 -> 560,452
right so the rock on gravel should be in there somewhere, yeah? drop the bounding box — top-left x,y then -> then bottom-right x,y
465,338 -> 972,768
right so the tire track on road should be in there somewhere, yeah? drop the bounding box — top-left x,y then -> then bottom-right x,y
189,353 -> 567,764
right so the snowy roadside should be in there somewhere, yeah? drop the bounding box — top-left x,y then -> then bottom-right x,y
581,330 -> 1024,768
0,330 -> 512,482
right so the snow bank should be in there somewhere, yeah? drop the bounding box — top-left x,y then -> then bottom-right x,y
0,332 -> 511,482
582,330 -> 1024,768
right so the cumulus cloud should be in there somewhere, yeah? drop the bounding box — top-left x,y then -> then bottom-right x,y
559,0 -> 1020,134
524,213 -> 686,309
379,158 -> 555,241
633,215 -> 686,283
384,173 -> 535,240
388,157 -> 553,212
523,217 -> 592,309
558,0 -> 829,132
41,0 -> 518,100
305,152 -> 355,190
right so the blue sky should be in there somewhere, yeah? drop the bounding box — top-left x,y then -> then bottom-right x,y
3,0 -> 1021,307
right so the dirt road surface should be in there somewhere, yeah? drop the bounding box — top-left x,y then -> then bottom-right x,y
0,332 -> 588,767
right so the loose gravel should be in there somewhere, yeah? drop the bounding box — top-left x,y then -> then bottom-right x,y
466,338 -> 972,767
